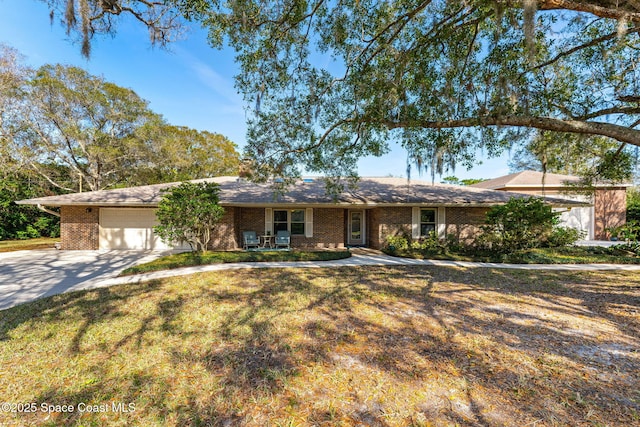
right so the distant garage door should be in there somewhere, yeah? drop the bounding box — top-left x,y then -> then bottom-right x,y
99,208 -> 184,250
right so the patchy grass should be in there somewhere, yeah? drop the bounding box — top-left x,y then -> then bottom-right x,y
120,249 -> 352,275
1,266 -> 639,426
389,245 -> 640,264
0,237 -> 58,253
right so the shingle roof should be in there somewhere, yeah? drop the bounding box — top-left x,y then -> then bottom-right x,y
16,176 -> 585,207
471,171 -> 581,189
471,170 -> 631,190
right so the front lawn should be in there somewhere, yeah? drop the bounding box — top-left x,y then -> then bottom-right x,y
1,266 -> 638,426
0,237 -> 58,252
387,245 -> 640,264
120,249 -> 351,275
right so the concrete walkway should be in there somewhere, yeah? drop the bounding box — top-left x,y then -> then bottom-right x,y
2,248 -> 640,311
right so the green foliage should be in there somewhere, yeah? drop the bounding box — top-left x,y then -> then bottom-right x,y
154,182 -> 225,252
26,4 -> 640,187
510,132 -> 635,186
2,50 -> 240,193
126,126 -> 240,186
546,226 -> 584,248
441,177 -> 486,186
595,149 -> 635,182
608,220 -> 640,242
0,173 -> 60,240
166,1 -> 640,184
1,45 -> 240,240
385,232 -> 464,258
480,197 -> 558,253
18,64 -> 163,191
410,233 -> 447,254
627,187 -> 640,222
385,234 -> 410,253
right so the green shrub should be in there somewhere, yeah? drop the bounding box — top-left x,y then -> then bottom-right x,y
546,226 -> 584,247
154,182 -> 225,252
480,197 -> 557,253
386,234 -> 410,252
609,221 -> 640,242
611,242 -> 640,256
16,225 -> 41,240
410,232 -> 446,254
627,187 -> 640,222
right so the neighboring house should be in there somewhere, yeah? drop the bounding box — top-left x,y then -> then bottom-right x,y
17,176 -> 584,250
471,170 -> 629,240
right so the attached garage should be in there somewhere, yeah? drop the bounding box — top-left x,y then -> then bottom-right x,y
99,208 -> 182,250
556,206 -> 594,240
471,171 -> 628,240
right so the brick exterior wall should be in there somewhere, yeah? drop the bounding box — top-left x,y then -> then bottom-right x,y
58,204 -> 494,251
235,207 -> 345,249
368,207 -> 413,249
445,207 -> 489,244
594,188 -> 626,239
60,206 -> 99,250
237,207 -> 265,237
208,208 -> 238,250
367,206 -> 490,249
293,208 -> 345,248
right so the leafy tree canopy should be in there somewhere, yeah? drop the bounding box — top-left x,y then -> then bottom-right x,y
127,125 -> 241,187
41,1 -> 640,188
509,131 -> 637,185
0,171 -> 60,240
154,181 -> 225,252
441,176 -> 486,186
1,44 -> 240,193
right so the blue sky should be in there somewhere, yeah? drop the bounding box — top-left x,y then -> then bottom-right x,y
0,0 -> 511,181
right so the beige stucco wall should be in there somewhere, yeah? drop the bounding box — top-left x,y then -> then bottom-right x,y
594,188 -> 626,239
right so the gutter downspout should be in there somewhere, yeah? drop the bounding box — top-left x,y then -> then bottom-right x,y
37,204 -> 60,218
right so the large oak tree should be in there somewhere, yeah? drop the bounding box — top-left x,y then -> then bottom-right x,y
0,45 -> 240,192
42,1 -> 640,183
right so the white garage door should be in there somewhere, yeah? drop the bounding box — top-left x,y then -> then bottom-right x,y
557,206 -> 594,240
99,208 -> 187,250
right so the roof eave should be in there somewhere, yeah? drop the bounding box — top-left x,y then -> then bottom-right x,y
15,200 -> 160,208
17,200 -> 587,209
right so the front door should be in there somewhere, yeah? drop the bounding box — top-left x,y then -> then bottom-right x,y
348,210 -> 365,246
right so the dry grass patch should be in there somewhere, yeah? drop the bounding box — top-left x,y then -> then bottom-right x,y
0,266 -> 639,426
0,237 -> 58,252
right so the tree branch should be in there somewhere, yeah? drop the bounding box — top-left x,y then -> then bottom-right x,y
529,26 -> 640,73
370,114 -> 640,146
575,106 -> 640,120
538,0 -> 640,22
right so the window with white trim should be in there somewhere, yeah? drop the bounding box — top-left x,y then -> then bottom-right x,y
290,209 -> 305,235
273,209 -> 305,235
420,209 -> 437,237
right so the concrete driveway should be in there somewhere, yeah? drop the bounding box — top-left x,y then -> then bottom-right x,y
0,250 -> 168,311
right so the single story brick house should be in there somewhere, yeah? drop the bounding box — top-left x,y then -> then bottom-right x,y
471,171 -> 629,240
17,176 -> 583,251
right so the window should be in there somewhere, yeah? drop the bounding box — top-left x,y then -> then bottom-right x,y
273,209 -> 305,235
420,209 -> 436,237
274,210 -> 288,232
290,209 -> 305,235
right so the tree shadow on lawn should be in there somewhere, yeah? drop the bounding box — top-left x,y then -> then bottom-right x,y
167,267 -> 639,426
1,266 -> 639,426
